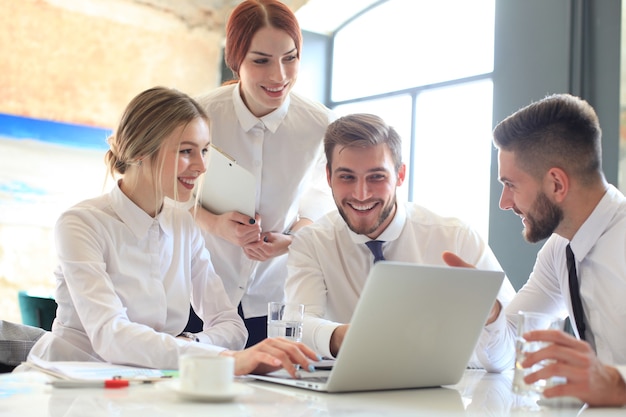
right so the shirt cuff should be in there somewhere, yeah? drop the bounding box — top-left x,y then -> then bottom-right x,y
313,323 -> 341,359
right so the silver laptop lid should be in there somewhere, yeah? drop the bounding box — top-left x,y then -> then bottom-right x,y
324,261 -> 504,392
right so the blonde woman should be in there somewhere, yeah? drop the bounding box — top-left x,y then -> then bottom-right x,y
28,87 -> 318,376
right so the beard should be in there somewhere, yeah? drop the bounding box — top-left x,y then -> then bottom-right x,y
336,197 -> 396,236
522,191 -> 563,243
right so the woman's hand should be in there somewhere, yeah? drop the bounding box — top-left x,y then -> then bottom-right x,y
243,232 -> 292,261
221,337 -> 320,378
194,205 -> 261,247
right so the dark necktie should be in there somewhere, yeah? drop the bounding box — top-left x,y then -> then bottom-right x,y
566,244 -> 586,340
365,240 -> 385,263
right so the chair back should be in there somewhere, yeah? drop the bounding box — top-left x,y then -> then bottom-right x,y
18,290 -> 57,331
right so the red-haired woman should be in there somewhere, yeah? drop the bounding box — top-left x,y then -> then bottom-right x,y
188,0 -> 335,347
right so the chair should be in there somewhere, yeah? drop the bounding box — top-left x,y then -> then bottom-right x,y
0,320 -> 46,373
17,290 -> 57,331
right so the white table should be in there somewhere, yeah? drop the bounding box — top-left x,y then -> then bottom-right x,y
1,369 -> 623,416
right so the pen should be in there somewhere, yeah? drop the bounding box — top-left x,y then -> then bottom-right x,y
51,379 -> 131,389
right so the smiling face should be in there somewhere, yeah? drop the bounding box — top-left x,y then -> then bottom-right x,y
328,143 -> 406,239
237,26 -> 299,117
150,117 -> 210,203
498,149 -> 563,242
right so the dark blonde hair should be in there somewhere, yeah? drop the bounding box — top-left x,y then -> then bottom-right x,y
324,113 -> 403,173
493,93 -> 602,185
224,0 -> 302,79
104,87 -> 209,203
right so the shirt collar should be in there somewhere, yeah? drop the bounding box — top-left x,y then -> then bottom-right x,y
570,184 -> 624,258
232,82 -> 290,133
110,180 -> 173,239
348,202 -> 407,244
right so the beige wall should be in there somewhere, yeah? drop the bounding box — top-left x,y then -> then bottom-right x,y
1,0 -> 222,127
0,0 -> 224,323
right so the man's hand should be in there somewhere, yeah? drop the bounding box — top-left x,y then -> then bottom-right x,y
442,251 -> 501,325
523,330 -> 626,407
442,251 -> 474,268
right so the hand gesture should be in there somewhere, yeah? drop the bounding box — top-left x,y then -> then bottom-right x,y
442,251 -> 501,324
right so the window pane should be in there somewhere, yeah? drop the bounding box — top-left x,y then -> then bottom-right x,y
334,95 -> 412,203
332,0 -> 495,101
412,80 -> 493,239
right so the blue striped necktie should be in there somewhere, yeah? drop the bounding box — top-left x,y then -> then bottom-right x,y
365,240 -> 385,263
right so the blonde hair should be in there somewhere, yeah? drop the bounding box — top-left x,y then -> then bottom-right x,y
104,87 -> 209,208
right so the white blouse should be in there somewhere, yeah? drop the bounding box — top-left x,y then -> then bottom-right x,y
29,182 -> 247,370
196,84 -> 336,318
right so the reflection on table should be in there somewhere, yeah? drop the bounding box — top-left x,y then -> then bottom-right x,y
1,369 -> 623,416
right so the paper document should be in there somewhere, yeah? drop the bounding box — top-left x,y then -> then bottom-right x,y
25,356 -> 176,381
199,145 -> 256,218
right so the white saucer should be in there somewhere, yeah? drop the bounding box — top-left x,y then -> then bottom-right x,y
157,380 -> 253,402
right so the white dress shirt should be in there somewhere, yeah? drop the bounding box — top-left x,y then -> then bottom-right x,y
285,202 -> 517,371
29,182 -> 247,370
196,84 -> 336,318
495,184 -> 626,382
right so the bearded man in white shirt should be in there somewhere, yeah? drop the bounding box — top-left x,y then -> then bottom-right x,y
284,113 -> 517,372
445,94 -> 626,406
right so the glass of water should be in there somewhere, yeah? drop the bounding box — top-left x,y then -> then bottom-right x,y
267,302 -> 304,342
512,311 -> 564,397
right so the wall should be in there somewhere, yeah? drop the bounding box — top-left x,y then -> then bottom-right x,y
490,0 -> 621,290
1,0 -> 222,127
0,0 -> 223,323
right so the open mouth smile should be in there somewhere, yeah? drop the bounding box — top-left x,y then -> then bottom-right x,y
347,201 -> 378,213
178,177 -> 197,190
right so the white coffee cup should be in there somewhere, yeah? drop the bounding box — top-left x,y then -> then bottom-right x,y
179,355 -> 234,395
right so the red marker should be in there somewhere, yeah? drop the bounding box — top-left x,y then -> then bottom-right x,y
51,379 -> 131,389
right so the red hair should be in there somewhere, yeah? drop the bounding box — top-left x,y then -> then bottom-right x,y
224,0 -> 302,79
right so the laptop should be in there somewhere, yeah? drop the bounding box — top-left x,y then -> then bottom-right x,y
250,261 -> 504,392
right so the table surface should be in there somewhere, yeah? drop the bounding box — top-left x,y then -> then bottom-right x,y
1,369 -> 624,416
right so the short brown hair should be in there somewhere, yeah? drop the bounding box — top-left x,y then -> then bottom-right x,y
224,0 -> 302,79
324,113 -> 403,173
493,93 -> 602,184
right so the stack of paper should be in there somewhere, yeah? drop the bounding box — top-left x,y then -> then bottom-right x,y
25,356 -> 176,381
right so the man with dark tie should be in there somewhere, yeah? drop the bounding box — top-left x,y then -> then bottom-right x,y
284,113 -> 516,370
445,94 -> 626,406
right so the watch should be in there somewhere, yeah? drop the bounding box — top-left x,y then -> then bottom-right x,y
178,331 -> 199,342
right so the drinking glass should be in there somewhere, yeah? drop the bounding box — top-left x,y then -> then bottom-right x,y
267,302 -> 304,342
512,311 -> 564,397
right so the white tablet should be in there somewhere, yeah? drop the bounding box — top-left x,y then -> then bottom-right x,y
199,145 -> 256,218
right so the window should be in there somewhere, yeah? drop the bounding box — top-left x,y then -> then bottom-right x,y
328,0 -> 496,239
